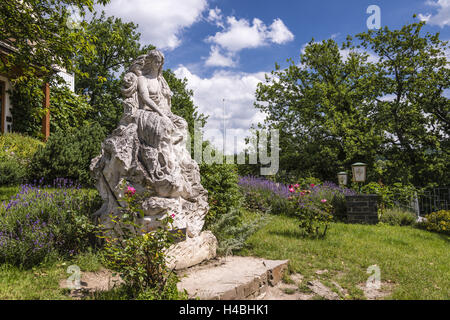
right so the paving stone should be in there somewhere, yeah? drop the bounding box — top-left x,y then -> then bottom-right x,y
177,256 -> 289,300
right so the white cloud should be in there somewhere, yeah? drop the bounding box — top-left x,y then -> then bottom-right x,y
95,0 -> 208,50
206,17 -> 269,52
204,15 -> 294,68
205,46 -> 236,67
174,66 -> 267,153
267,18 -> 295,44
339,48 -> 379,63
418,0 -> 450,27
206,7 -> 224,28
206,16 -> 294,52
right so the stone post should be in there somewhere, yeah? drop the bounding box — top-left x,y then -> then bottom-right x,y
345,194 -> 379,224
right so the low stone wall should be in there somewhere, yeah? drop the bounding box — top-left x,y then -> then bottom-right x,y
345,195 -> 379,224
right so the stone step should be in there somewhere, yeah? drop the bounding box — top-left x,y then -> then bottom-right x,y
176,256 -> 289,300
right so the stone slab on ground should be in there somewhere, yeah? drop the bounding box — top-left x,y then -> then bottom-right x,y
307,280 -> 340,300
177,256 -> 289,300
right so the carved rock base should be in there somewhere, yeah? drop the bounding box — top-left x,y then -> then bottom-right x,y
167,231 -> 217,270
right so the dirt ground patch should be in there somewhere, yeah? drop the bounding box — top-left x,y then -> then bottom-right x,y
59,268 -> 122,299
358,281 -> 395,300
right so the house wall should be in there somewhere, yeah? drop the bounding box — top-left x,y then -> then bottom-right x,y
0,74 -> 13,134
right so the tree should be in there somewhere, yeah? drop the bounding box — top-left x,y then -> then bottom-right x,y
354,21 -> 449,186
255,39 -> 383,183
1,0 -> 108,139
254,21 -> 449,187
75,12 -> 152,132
0,0 -> 109,82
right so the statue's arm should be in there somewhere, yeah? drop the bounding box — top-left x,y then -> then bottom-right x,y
137,77 -> 164,116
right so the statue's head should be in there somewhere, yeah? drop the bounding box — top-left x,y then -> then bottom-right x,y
143,49 -> 165,76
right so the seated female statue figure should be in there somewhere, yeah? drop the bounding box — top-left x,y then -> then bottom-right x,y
121,49 -> 198,198
122,49 -> 187,148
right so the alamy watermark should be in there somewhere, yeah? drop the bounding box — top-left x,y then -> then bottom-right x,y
66,264 -> 81,290
366,264 -> 381,290
185,120 -> 279,176
366,5 -> 381,30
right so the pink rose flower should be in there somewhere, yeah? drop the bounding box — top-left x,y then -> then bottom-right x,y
310,183 -> 315,188
321,199 -> 327,203
294,184 -> 300,189
171,213 -> 175,218
126,186 -> 136,197
289,187 -> 295,193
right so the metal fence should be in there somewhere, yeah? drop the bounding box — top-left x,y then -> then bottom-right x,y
388,187 -> 450,217
418,187 -> 450,216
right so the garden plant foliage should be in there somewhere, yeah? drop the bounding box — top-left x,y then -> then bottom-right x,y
28,123 -> 106,186
99,185 -> 186,299
0,179 -> 101,268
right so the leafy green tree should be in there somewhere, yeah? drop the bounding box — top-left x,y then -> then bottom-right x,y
0,0 -> 109,82
354,21 -> 449,186
255,39 -> 383,183
2,0 -> 107,138
254,21 -> 449,187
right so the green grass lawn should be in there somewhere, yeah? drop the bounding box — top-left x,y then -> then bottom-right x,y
0,186 -> 20,202
239,214 -> 450,300
0,251 -> 102,299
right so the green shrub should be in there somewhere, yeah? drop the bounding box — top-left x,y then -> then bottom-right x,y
380,208 -> 417,226
0,133 -> 44,186
0,158 -> 27,186
28,123 -> 106,186
135,275 -> 188,300
89,274 -> 188,300
418,210 -> 450,235
0,182 -> 101,268
200,162 -> 243,228
290,198 -> 333,239
208,207 -> 265,255
99,187 -> 185,299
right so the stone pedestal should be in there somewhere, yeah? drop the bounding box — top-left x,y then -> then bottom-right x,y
345,194 -> 379,224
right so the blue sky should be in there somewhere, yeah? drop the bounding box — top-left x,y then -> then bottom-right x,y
94,0 -> 450,152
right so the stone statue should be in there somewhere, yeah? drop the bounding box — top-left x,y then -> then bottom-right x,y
90,49 -> 217,269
